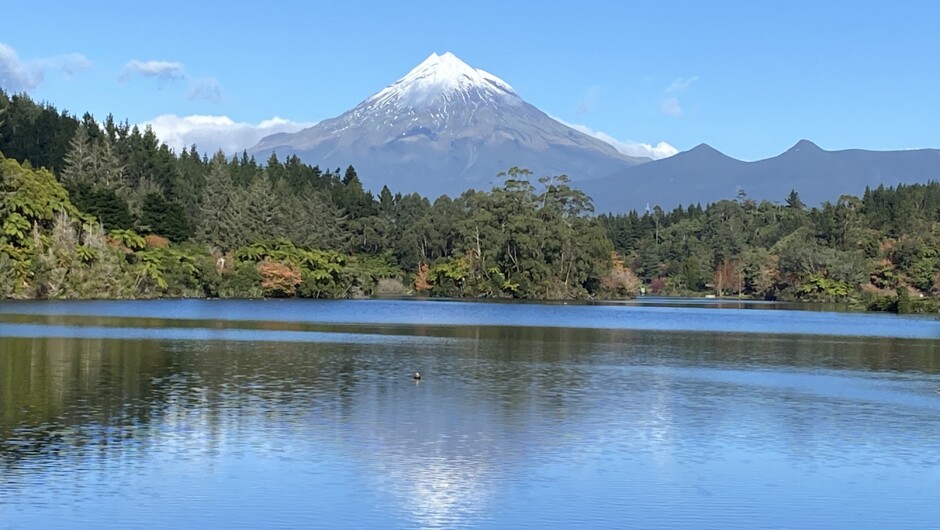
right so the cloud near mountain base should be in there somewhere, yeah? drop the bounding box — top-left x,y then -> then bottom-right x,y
555,118 -> 678,160
143,114 -> 315,155
143,112 -> 676,162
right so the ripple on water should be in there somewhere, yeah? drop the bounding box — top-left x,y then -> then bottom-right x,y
1,301 -> 939,529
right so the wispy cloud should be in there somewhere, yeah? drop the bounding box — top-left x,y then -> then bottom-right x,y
34,53 -> 93,77
576,85 -> 600,115
660,76 -> 698,117
666,76 -> 699,93
553,116 -> 678,160
121,60 -> 225,103
143,114 -> 315,154
660,97 -> 683,117
0,42 -> 93,92
187,77 -> 222,102
120,60 -> 185,82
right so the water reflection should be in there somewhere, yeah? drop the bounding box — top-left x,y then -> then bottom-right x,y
0,298 -> 937,338
1,304 -> 939,528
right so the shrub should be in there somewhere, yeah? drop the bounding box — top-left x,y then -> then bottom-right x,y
258,259 -> 302,297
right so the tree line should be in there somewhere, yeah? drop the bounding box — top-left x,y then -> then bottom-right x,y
0,90 -> 631,301
599,186 -> 940,312
1,89 -> 937,311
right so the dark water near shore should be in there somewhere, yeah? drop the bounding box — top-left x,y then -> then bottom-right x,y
1,300 -> 938,529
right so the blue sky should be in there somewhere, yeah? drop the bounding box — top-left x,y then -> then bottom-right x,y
2,0 -> 938,160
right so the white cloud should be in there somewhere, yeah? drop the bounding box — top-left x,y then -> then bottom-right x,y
34,52 -> 93,77
554,116 -> 678,160
187,77 -> 222,102
120,60 -> 185,82
142,114 -> 315,155
660,76 -> 698,117
661,97 -> 683,117
666,76 -> 699,93
0,42 -> 92,92
592,131 -> 678,160
0,43 -> 39,91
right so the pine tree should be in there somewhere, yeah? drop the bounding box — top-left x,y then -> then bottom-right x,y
342,165 -> 358,186
198,155 -> 245,250
139,193 -> 192,241
273,179 -> 345,249
244,174 -> 278,243
379,185 -> 395,220
94,137 -> 125,189
785,189 -> 805,210
61,125 -> 95,186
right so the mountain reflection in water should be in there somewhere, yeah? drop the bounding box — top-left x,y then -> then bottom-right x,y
1,300 -> 939,529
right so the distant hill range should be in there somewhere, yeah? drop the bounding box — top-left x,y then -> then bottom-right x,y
250,52 -> 646,199
249,53 -> 940,213
582,140 -> 940,213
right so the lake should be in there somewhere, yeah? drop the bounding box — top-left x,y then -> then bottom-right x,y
1,299 -> 939,529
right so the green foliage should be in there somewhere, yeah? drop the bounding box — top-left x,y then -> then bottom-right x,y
70,184 -> 134,230
0,251 -> 18,297
2,88 -> 939,308
786,189 -> 805,210
109,229 -> 146,250
198,155 -> 245,250
427,256 -> 471,297
796,274 -> 852,302
600,180 -> 940,307
896,287 -> 912,314
406,171 -> 612,299
27,214 -> 132,299
220,261 -> 263,298
296,249 -> 348,298
139,192 -> 193,241
333,165 -> 376,219
0,90 -> 79,174
0,154 -> 83,285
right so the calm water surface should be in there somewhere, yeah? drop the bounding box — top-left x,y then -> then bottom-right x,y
0,299 -> 938,529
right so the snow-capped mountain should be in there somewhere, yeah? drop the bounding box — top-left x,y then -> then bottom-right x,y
250,52 -> 647,197
365,51 -> 517,111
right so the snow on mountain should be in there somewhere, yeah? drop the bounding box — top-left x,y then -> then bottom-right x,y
250,52 -> 648,198
365,52 -> 518,110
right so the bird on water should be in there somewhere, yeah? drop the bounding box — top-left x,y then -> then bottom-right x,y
413,372 -> 422,380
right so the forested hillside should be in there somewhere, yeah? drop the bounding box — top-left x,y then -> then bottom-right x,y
599,186 -> 940,312
0,90 -> 628,301
0,89 -> 937,312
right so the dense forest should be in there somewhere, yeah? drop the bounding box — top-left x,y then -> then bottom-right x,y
599,185 -> 940,312
0,89 -> 938,312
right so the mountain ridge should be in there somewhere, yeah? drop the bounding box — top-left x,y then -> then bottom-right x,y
249,53 -> 939,210
583,140 -> 940,212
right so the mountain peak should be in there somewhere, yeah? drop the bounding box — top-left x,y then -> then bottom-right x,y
365,52 -> 517,109
418,51 -> 465,68
685,143 -> 729,158
251,52 -> 646,198
690,143 -> 718,152
785,139 -> 823,154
